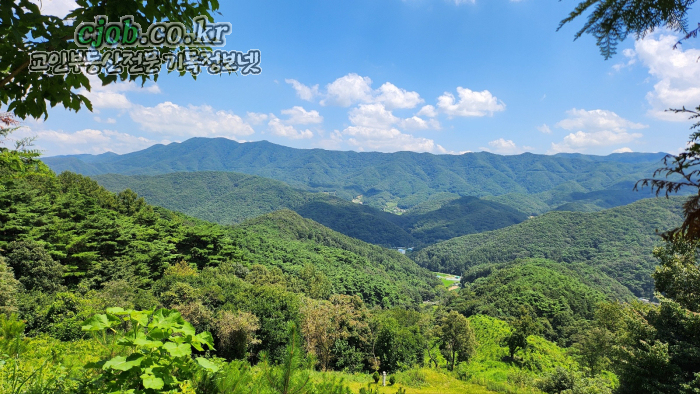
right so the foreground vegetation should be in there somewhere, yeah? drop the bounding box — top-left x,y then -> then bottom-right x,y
0,167 -> 619,394
5,160 -> 699,394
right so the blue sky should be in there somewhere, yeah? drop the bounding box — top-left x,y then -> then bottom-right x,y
18,0 -> 700,156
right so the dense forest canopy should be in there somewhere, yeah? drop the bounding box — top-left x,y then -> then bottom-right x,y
44,137 -> 665,212
412,197 -> 685,297
93,171 -> 528,247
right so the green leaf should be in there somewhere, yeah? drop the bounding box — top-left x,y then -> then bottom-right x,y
192,331 -> 215,351
82,314 -> 115,331
103,354 -> 143,371
180,321 -> 196,337
149,327 -> 170,341
163,342 -> 191,358
130,310 -> 150,327
133,332 -> 162,349
141,374 -> 165,390
196,357 -> 220,373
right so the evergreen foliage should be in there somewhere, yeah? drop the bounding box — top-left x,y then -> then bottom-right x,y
454,259 -> 617,344
44,138 -> 665,212
413,197 -> 684,297
94,171 -> 528,247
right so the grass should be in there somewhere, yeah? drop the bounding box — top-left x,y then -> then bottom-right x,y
311,368 -> 499,394
434,272 -> 460,289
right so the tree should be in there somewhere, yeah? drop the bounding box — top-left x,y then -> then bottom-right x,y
438,311 -> 476,371
6,240 -> 64,293
562,1 -> 700,242
299,295 -> 369,371
652,235 -> 700,311
503,306 -> 539,360
215,310 -> 261,361
0,256 -> 19,315
0,113 -> 50,180
559,0 -> 696,59
1,0 -> 221,120
375,317 -> 425,373
636,130 -> 700,241
261,322 -> 314,394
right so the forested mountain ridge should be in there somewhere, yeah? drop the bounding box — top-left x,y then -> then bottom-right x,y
44,137 -> 665,211
454,259 -> 626,344
93,171 -> 527,246
2,165 -> 616,394
412,197 -> 685,297
0,171 -> 439,310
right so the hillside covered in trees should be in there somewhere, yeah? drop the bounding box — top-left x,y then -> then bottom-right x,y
0,172 -> 439,311
45,137 -> 664,212
94,171 -> 527,246
412,197 -> 685,297
1,167 -> 624,394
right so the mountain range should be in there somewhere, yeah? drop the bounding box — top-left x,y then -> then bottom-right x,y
44,137 -> 668,213
93,171 -> 527,246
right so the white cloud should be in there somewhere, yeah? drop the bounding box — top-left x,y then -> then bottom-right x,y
321,74 -> 374,107
246,112 -> 269,125
285,79 -> 320,101
550,130 -> 642,153
556,108 -> 647,133
417,105 -> 438,118
436,87 -> 506,117
613,147 -> 633,153
280,106 -> 323,125
537,124 -> 552,134
18,127 -> 158,156
549,109 -> 645,153
374,82 -> 423,109
347,103 -> 439,131
94,117 -> 117,124
129,102 -> 255,138
612,48 -> 637,71
627,33 -> 700,120
484,138 -> 532,155
400,116 -> 441,130
340,103 -> 444,153
315,130 -> 345,150
345,127 -> 446,153
311,73 -> 424,109
348,103 -> 399,129
268,116 -> 313,139
81,90 -> 132,109
78,75 -> 160,109
30,0 -> 77,18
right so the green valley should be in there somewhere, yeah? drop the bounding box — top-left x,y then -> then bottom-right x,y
93,171 -> 527,247
412,197 -> 685,297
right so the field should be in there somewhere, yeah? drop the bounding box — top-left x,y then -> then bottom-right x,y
434,272 -> 461,290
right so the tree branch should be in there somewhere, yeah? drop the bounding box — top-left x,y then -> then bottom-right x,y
0,61 -> 30,90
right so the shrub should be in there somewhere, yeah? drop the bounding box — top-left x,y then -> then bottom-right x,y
396,368 -> 427,388
81,307 -> 218,392
389,375 -> 396,385
372,371 -> 380,384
